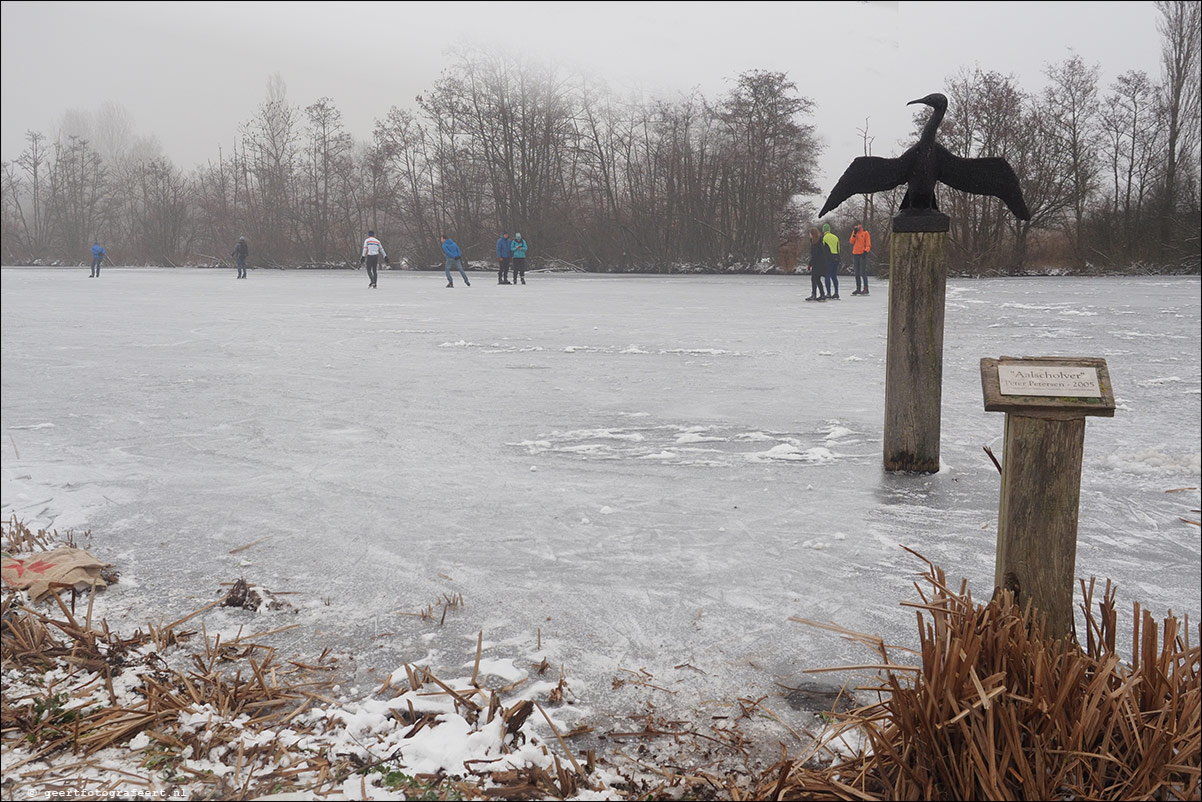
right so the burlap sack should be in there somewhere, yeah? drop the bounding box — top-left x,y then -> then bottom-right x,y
1,547 -> 111,601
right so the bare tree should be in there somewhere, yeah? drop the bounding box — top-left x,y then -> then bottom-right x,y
8,131 -> 52,256
46,135 -> 109,260
1097,70 -> 1163,263
1041,55 -> 1102,269
940,69 -> 1034,273
1155,0 -> 1202,260
241,73 -> 300,262
372,106 -> 437,265
300,97 -> 353,262
712,70 -> 820,265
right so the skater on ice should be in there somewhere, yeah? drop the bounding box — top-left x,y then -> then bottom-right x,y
510,232 -> 528,284
232,236 -> 249,279
849,223 -> 871,295
822,223 -> 841,300
496,231 -> 512,284
441,235 -> 470,287
361,231 -> 389,288
805,228 -> 828,302
89,241 -> 105,278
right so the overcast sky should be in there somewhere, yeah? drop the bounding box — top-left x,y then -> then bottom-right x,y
1,1 -> 1166,195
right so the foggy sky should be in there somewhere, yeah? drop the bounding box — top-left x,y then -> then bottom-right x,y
1,1 -> 1165,197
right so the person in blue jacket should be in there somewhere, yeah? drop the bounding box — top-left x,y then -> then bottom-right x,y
510,232 -> 529,284
89,241 -> 105,277
496,231 -> 513,284
441,235 -> 470,288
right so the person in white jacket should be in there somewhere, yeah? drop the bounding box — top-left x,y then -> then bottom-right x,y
361,231 -> 390,288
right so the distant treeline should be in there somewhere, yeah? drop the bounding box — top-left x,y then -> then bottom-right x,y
2,2 -> 1198,275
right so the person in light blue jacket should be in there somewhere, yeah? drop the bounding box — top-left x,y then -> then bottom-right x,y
90,241 -> 106,278
441,235 -> 471,288
510,232 -> 529,284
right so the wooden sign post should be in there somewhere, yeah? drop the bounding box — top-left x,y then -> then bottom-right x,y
883,213 -> 950,473
981,356 -> 1116,639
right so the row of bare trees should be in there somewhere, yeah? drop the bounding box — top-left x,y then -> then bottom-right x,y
2,2 -> 1198,274
1,61 -> 820,272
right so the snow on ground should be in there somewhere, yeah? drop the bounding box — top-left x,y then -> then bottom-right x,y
2,268 -> 1200,793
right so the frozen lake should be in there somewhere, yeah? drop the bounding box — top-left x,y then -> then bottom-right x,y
2,267 -> 1199,733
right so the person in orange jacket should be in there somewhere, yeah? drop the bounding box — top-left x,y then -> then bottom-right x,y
850,223 -> 872,296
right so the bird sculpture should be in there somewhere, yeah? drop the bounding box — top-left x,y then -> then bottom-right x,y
819,93 -> 1030,221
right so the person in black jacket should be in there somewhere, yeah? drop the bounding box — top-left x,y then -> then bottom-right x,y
805,227 -> 827,302
232,236 -> 249,279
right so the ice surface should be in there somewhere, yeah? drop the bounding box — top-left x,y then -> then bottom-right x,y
2,268 -> 1199,735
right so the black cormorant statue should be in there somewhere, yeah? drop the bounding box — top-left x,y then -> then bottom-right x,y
819,93 -> 1030,222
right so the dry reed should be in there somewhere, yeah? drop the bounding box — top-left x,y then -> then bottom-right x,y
766,552 -> 1201,801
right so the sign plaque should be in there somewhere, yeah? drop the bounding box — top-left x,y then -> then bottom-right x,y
997,365 -> 1101,398
981,357 -> 1115,417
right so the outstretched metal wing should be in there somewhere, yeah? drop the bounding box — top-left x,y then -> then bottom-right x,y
819,152 -> 915,218
936,145 -> 1030,221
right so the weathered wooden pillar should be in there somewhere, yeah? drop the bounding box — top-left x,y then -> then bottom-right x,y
884,213 -> 949,473
981,357 -> 1116,639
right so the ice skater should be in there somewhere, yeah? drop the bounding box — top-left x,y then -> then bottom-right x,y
441,235 -> 470,287
232,236 -> 249,279
849,223 -> 871,295
510,232 -> 528,284
804,228 -> 827,302
361,231 -> 389,288
822,223 -> 841,300
89,241 -> 105,277
496,231 -> 513,284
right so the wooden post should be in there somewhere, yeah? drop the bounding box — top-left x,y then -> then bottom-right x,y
884,213 -> 949,473
981,357 -> 1116,639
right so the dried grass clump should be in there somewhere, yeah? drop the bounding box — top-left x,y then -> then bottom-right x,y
771,552 -> 1201,801
3,516 -> 58,553
2,590 -> 335,796
2,584 -> 595,800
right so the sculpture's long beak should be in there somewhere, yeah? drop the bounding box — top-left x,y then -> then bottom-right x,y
907,98 -> 923,106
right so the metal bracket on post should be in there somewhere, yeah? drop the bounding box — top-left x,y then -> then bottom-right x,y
981,356 -> 1116,639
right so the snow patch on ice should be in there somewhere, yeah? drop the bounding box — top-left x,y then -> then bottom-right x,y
676,430 -> 723,444
1135,376 -> 1183,387
465,657 -> 527,683
660,348 -> 738,356
1102,449 -> 1202,476
747,444 -> 836,464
